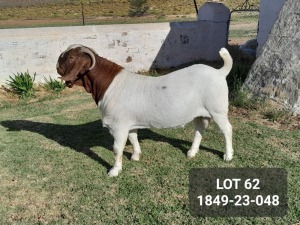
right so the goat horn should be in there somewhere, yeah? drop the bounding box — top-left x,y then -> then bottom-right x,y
81,47 -> 96,70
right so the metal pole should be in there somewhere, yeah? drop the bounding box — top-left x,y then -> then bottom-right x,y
193,0 -> 198,15
81,2 -> 85,26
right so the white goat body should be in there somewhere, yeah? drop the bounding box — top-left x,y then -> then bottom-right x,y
57,45 -> 233,177
101,64 -> 229,130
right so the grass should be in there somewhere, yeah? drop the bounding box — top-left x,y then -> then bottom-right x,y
0,86 -> 299,224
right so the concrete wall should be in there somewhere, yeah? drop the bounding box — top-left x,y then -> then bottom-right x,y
257,0 -> 286,56
0,23 -> 168,83
0,3 -> 230,84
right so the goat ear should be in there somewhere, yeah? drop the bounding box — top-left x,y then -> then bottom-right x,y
67,76 -> 91,93
81,76 -> 92,93
73,79 -> 84,87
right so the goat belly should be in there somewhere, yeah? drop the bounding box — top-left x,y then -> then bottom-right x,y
133,105 -> 211,129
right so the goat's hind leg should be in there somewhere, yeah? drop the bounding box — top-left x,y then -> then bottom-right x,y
128,129 -> 141,161
187,117 -> 210,158
212,114 -> 233,161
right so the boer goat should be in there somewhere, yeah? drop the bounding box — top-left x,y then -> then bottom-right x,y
56,44 -> 234,177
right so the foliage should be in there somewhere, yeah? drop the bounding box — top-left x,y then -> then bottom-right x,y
43,76 -> 66,94
230,90 -> 257,109
227,65 -> 247,101
263,109 -> 290,122
128,0 -> 149,17
6,71 -> 36,98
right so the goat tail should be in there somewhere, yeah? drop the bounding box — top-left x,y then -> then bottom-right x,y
218,48 -> 233,77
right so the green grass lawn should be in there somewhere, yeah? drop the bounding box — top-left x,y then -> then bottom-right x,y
0,89 -> 299,224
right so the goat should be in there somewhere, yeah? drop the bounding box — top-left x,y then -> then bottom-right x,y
56,44 -> 234,177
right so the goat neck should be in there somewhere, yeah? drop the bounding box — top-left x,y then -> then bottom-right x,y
83,56 -> 123,105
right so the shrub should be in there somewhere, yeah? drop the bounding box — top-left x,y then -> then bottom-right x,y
6,71 -> 36,98
227,64 -> 251,96
263,109 -> 290,122
226,63 -> 262,109
43,76 -> 66,94
128,0 -> 149,17
230,89 -> 261,109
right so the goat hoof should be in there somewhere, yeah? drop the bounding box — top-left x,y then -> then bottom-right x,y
131,154 -> 140,161
223,153 -> 233,161
108,168 -> 121,177
187,150 -> 197,158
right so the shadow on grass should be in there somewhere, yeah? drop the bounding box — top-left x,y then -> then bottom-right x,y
1,120 -> 223,170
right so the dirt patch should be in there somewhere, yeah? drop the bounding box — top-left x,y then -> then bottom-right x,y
230,105 -> 300,131
0,18 -> 83,28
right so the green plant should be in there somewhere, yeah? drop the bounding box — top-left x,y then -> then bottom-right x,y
227,63 -> 250,105
43,76 -> 66,93
263,109 -> 289,122
128,0 -> 149,17
227,64 -> 251,93
6,70 -> 36,98
230,89 -> 261,109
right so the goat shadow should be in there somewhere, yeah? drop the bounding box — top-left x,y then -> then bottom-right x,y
1,120 -> 223,170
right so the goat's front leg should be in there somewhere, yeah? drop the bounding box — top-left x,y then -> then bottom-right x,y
108,129 -> 129,177
128,129 -> 141,161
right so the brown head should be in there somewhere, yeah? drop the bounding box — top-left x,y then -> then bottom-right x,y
56,44 -> 96,88
56,44 -> 123,104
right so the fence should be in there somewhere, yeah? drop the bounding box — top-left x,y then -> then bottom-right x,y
228,0 -> 260,45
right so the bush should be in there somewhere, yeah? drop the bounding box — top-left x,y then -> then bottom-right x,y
227,64 -> 251,96
227,63 -> 262,109
128,0 -> 149,17
43,76 -> 66,94
230,90 -> 261,109
6,71 -> 36,98
263,109 -> 290,122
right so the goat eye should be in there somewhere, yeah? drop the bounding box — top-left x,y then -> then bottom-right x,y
68,56 -> 74,60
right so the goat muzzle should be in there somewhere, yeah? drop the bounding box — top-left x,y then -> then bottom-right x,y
65,81 -> 74,88
58,76 -> 74,88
